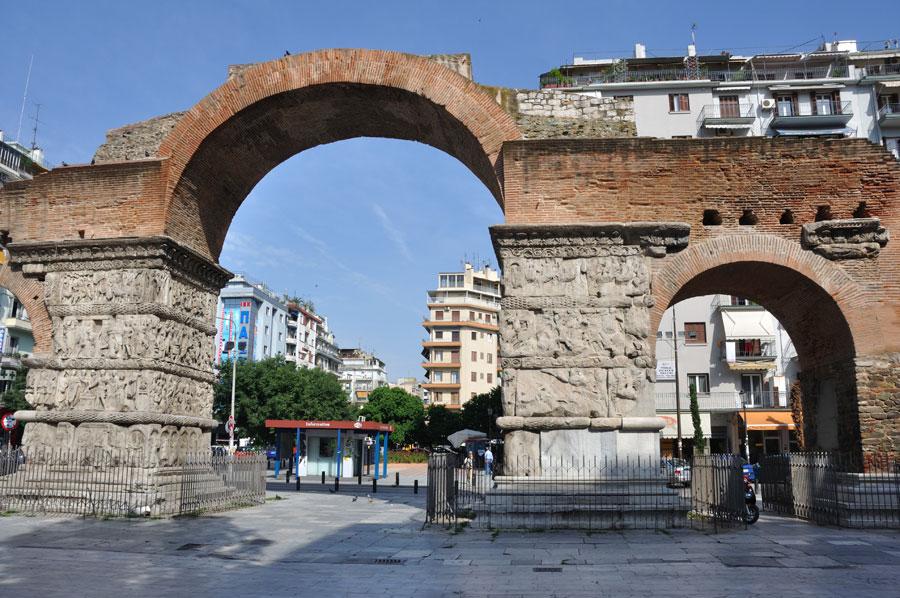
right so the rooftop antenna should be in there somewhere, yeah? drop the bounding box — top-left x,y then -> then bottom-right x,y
16,55 -> 34,143
30,103 -> 43,150
690,23 -> 697,47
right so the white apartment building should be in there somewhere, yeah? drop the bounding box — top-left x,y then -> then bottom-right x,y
655,295 -> 799,461
422,263 -> 501,409
314,319 -> 342,375
339,348 -> 388,404
0,130 -> 47,188
540,39 -> 900,158
215,275 -> 289,363
0,286 -> 33,393
285,301 -> 320,369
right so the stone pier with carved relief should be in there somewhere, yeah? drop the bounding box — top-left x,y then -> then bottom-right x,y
491,223 -> 690,476
10,237 -> 230,464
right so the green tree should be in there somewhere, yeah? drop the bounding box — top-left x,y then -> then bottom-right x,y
361,386 -> 423,447
0,367 -> 29,412
689,383 -> 706,454
417,405 -> 463,448
214,356 -> 349,445
461,386 -> 502,438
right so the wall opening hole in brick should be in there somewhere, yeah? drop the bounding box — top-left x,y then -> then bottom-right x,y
815,205 -> 833,222
852,202 -> 870,219
78,230 -> 85,239
702,209 -> 722,226
779,209 -> 795,225
739,209 -> 758,226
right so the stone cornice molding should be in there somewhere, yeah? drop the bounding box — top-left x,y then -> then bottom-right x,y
496,415 -> 664,432
8,236 -> 232,291
47,302 -> 216,335
14,409 -> 218,430
23,356 -> 216,384
490,222 -> 690,259
801,217 -> 889,260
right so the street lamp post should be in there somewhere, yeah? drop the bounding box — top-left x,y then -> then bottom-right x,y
740,390 -> 750,462
672,306 -> 683,460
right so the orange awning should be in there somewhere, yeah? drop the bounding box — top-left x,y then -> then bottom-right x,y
743,411 -> 796,431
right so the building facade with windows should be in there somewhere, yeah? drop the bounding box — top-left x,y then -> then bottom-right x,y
0,131 -> 47,188
314,319 -> 342,375
215,275 -> 289,363
539,39 -> 900,158
391,377 -> 429,403
422,263 -> 501,409
655,295 -> 799,461
285,301 -> 321,369
339,348 -> 388,404
0,286 -> 34,393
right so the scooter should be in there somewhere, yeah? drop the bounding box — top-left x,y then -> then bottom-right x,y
744,474 -> 759,524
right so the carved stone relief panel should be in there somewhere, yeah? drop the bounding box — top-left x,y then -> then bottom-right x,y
26,368 -> 213,417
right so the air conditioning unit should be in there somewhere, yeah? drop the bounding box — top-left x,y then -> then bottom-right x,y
760,98 -> 776,110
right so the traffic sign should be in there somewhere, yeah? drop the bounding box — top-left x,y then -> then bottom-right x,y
1,413 -> 16,431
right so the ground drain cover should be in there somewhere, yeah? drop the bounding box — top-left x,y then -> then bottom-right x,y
176,543 -> 205,551
533,567 -> 563,573
373,558 -> 405,565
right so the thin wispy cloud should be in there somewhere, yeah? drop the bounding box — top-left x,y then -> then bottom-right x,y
371,202 -> 413,262
220,231 -> 311,272
292,225 -> 420,316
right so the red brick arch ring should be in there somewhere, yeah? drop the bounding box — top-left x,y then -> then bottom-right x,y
650,234 -> 879,369
156,49 -> 523,261
0,256 -> 51,354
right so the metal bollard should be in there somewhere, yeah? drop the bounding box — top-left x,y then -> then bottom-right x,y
395,472 -> 400,487
358,468 -> 362,485
372,478 -> 377,494
295,476 -> 300,491
321,471 -> 325,484
413,479 -> 418,494
334,477 -> 340,492
285,468 -> 291,484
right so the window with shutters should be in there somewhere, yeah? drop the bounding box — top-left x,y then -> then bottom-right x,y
668,93 -> 690,112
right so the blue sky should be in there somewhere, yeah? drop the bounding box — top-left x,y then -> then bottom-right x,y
3,1 -> 898,378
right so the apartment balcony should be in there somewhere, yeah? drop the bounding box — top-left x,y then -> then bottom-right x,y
770,100 -> 853,130
655,390 -> 785,412
863,63 -> 900,79
422,340 -> 462,349
421,362 -> 461,370
752,64 -> 850,82
422,319 -> 499,332
698,104 -> 755,129
878,103 -> 900,127
422,382 -> 461,391
2,317 -> 31,332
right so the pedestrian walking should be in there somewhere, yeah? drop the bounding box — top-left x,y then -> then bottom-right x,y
464,451 -> 474,483
484,446 -> 494,477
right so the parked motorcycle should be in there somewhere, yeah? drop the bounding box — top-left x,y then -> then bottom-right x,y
744,474 -> 760,524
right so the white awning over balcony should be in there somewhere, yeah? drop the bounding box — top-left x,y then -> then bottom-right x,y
720,310 -> 775,340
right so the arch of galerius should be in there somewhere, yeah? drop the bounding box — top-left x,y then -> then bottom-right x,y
0,50 -> 896,498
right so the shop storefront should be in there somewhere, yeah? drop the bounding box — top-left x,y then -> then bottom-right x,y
734,411 -> 798,463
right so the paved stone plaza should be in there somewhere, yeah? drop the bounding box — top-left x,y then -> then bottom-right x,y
1,490 -> 898,597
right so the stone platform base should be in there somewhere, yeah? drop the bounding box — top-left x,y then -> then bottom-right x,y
462,478 -> 689,530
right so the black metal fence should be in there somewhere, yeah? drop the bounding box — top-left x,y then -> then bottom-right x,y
426,452 -> 746,531
759,452 -> 900,528
0,447 -> 267,517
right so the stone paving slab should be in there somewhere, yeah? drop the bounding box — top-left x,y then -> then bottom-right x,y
0,492 -> 899,597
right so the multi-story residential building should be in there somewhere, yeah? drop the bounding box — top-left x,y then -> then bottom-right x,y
539,39 -> 900,157
392,377 -> 429,403
215,275 -> 289,363
422,263 -> 501,409
339,348 -> 388,404
285,300 -> 320,369
314,319 -> 342,375
655,295 -> 799,461
0,131 -> 47,188
0,286 -> 34,393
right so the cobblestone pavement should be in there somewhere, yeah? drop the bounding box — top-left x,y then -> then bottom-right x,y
1,490 -> 898,597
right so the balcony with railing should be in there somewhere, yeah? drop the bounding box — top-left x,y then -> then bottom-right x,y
538,62 -> 850,89
698,103 -> 756,128
724,340 -> 776,361
655,390 -> 785,411
770,100 -> 853,129
878,103 -> 900,126
863,63 -> 900,78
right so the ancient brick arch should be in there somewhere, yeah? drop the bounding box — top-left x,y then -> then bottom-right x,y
0,262 -> 51,354
156,49 -> 522,259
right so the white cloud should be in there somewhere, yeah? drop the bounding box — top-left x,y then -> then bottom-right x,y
371,202 -> 413,262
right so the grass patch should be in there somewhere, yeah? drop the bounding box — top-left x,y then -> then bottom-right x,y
266,494 -> 284,502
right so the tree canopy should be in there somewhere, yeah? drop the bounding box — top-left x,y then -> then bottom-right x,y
214,356 -> 350,445
360,386 -> 424,447
461,386 -> 502,439
0,368 -> 29,412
